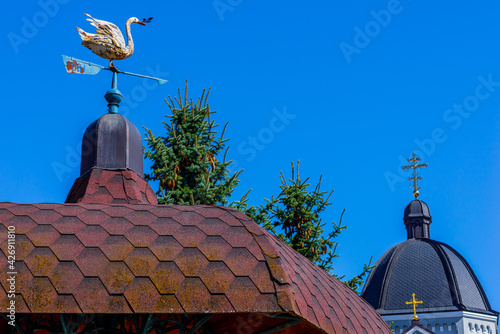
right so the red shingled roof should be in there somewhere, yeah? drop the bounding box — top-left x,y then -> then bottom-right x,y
65,169 -> 158,205
0,202 -> 391,333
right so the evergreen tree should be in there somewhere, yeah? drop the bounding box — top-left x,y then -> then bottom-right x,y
145,84 -> 372,293
143,82 -> 242,205
234,161 -> 374,293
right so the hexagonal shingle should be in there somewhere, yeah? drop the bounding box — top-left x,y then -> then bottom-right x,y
245,238 -> 266,261
172,226 -> 206,248
100,262 -> 134,294
31,203 -> 62,210
54,205 -> 87,216
193,207 -> 226,218
224,248 -> 259,276
150,262 -> 185,294
49,262 -> 84,294
124,210 -> 157,225
77,210 -> 111,225
149,236 -> 183,261
206,295 -> 236,313
197,236 -> 233,261
105,295 -> 133,313
6,262 -> 32,295
6,234 -> 34,261
219,212 -> 245,226
24,247 -> 59,276
52,216 -> 85,234
125,225 -> 158,247
99,235 -> 134,261
0,252 -> 6,270
0,209 -> 14,224
101,206 -> 134,218
75,225 -> 110,247
197,218 -> 230,235
73,277 -> 109,313
24,277 -> 58,312
249,261 -> 275,294
251,293 -> 281,313
51,235 -> 85,261
265,256 -> 288,284
74,248 -> 109,277
52,295 -> 82,313
0,286 -> 8,310
200,262 -> 235,294
104,177 -> 127,199
7,215 -> 36,234
123,179 -> 144,202
149,217 -> 182,235
124,278 -> 161,313
171,211 -> 204,225
26,225 -> 60,247
225,277 -> 263,312
12,294 -> 30,313
222,226 -> 254,248
174,248 -> 209,277
229,209 -> 252,222
7,204 -> 39,215
255,234 -> 280,259
148,206 -> 180,218
29,210 -> 62,225
175,277 -> 211,312
124,248 -> 159,276
240,220 -> 266,236
156,295 -> 184,313
0,225 -> 7,245
101,217 -> 134,235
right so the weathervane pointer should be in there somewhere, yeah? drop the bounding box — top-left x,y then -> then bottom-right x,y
62,55 -> 167,85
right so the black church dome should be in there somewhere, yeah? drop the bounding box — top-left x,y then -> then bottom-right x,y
361,199 -> 497,317
361,238 -> 496,316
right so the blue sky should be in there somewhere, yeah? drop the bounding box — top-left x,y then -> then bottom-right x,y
2,0 -> 499,312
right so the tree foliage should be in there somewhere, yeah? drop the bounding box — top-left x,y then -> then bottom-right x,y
143,82 -> 242,205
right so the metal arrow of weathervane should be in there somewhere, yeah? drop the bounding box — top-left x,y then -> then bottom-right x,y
62,13 -> 167,113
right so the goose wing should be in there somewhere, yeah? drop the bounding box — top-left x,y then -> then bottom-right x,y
84,13 -> 126,49
77,27 -> 113,46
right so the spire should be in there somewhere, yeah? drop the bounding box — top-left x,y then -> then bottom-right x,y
401,153 -> 428,199
401,153 -> 431,239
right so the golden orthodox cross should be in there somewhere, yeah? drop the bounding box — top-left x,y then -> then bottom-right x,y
405,293 -> 423,320
401,153 -> 428,198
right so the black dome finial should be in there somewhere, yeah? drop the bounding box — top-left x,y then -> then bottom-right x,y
403,199 -> 431,239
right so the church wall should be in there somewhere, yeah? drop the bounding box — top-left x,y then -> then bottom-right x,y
459,312 -> 497,334
383,311 -> 497,334
389,317 -> 459,334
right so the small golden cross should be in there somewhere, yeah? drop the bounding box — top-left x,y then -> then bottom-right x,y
401,153 -> 428,198
405,293 -> 423,320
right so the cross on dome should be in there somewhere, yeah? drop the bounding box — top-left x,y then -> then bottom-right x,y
401,153 -> 428,198
405,293 -> 424,320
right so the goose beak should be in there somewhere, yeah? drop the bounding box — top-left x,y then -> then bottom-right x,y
138,22 -> 146,26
